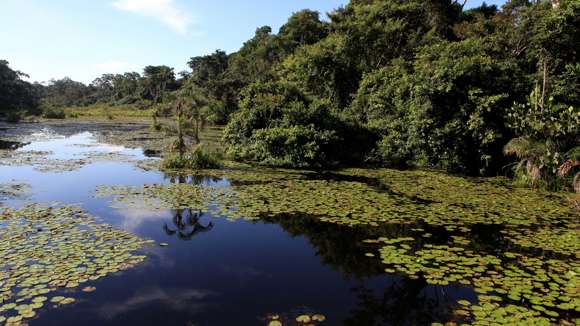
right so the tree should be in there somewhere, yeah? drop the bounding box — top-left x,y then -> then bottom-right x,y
44,77 -> 92,107
349,37 -> 519,175
227,26 -> 281,85
187,50 -> 239,123
188,50 -> 228,84
142,65 -> 176,104
502,0 -> 580,189
172,80 -> 212,155
90,74 -> 115,102
328,0 -> 435,73
278,10 -> 329,54
279,34 -> 358,109
0,60 -> 40,116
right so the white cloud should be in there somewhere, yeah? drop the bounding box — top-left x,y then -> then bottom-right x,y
112,0 -> 191,35
95,60 -> 139,73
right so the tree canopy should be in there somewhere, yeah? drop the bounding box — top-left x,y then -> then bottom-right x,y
0,60 -> 40,117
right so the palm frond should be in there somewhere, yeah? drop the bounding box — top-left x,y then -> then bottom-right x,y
503,137 -> 546,160
557,159 -> 580,178
565,146 -> 580,160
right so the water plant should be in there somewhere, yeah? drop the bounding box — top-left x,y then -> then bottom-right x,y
0,181 -> 30,202
95,166 -> 579,324
0,205 -> 153,323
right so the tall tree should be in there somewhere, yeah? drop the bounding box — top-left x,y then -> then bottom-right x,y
0,60 -> 40,116
142,65 -> 176,104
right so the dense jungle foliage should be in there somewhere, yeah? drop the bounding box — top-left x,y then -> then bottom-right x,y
1,0 -> 578,190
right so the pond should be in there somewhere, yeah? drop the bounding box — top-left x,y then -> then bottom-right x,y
0,122 -> 578,326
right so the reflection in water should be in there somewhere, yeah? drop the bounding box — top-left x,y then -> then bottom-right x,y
165,172 -> 223,187
261,213 -> 476,325
161,173 -> 218,241
98,287 -> 215,320
345,279 -> 461,326
0,139 -> 26,150
164,208 -> 214,240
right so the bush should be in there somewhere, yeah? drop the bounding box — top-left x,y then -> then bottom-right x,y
223,81 -> 369,168
161,145 -> 222,170
249,125 -> 338,168
42,107 -> 66,119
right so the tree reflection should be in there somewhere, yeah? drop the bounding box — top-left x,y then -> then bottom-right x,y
165,173 -> 222,186
343,279 -> 467,326
261,212 -> 472,325
164,208 -> 214,241
261,212 -> 416,279
0,139 -> 26,150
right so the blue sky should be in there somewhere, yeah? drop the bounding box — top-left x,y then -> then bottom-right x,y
1,0 -> 506,84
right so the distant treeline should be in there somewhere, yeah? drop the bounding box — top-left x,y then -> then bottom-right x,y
1,0 -> 578,190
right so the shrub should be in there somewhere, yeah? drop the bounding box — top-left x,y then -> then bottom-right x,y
42,107 -> 66,119
223,81 -> 370,168
249,125 -> 338,168
161,145 -> 222,170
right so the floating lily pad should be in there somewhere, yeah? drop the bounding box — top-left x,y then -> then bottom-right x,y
0,205 -> 152,322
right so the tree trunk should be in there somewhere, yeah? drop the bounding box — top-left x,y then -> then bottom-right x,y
194,118 -> 200,145
176,104 -> 185,159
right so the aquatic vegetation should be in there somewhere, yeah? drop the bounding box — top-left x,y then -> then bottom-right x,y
135,159 -> 161,171
264,311 -> 326,326
95,167 -> 579,324
0,205 -> 153,323
0,140 -> 25,150
96,167 -> 577,228
373,235 -> 579,324
0,146 -> 155,173
502,227 -> 580,257
0,181 -> 30,202
95,183 -> 231,212
0,150 -> 53,166
0,149 -> 88,173
81,151 -> 134,162
97,127 -> 170,155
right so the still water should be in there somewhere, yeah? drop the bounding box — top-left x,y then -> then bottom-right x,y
0,125 -> 473,326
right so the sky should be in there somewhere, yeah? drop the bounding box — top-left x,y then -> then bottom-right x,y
0,0 -> 506,84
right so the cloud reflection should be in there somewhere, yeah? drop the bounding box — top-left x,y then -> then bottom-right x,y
98,287 -> 216,319
116,208 -> 170,232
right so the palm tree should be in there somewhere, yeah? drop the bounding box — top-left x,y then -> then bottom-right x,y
503,137 -> 547,187
172,96 -> 187,159
179,80 -> 211,145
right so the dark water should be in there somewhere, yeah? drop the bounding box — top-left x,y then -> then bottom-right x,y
0,128 -> 475,326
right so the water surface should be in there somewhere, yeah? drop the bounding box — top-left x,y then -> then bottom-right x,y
0,124 -> 479,325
